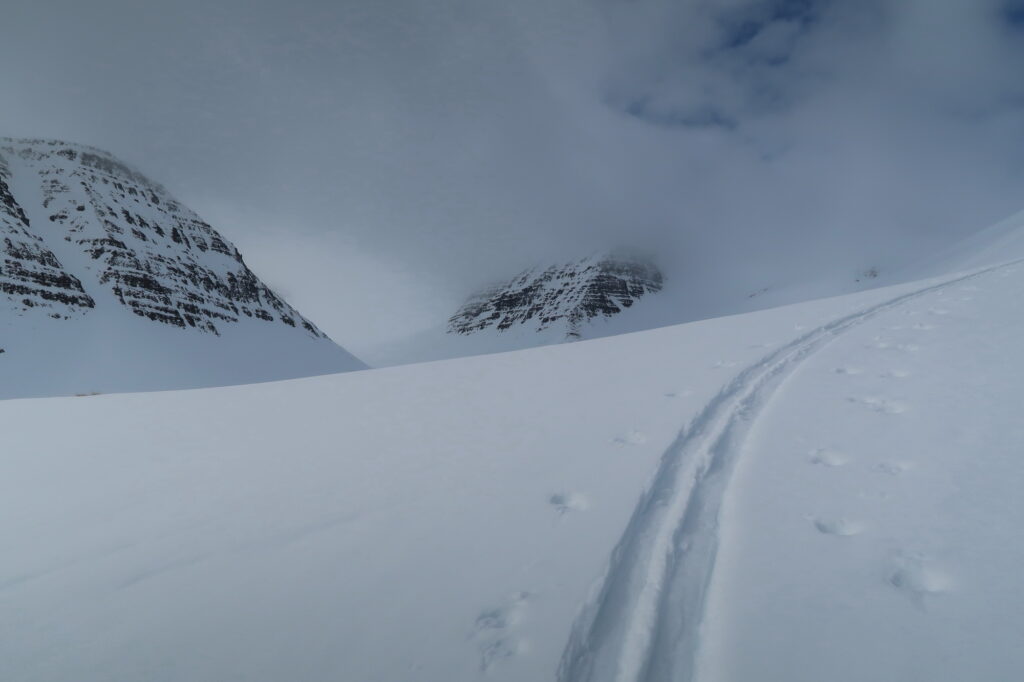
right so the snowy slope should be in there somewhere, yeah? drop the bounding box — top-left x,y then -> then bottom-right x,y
0,138 -> 363,397
366,253 -> 663,366
697,257 -> 1024,682
370,217 -> 1012,369
4,206 -> 1024,681
901,207 -> 1024,277
367,257 -> 909,367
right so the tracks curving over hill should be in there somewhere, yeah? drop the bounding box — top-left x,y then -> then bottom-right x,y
558,261 -> 1018,682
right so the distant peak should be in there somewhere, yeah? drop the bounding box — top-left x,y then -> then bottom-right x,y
448,252 -> 663,339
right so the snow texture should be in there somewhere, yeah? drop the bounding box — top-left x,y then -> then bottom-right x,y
3,208 -> 1024,681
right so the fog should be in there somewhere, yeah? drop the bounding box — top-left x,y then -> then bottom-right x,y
3,0 -> 1023,352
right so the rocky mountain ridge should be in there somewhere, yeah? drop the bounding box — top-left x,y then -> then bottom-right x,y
0,138 -> 323,336
448,253 -> 663,339
0,147 -> 95,313
0,137 -> 363,398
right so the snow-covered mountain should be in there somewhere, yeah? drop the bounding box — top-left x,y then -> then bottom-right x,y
4,207 -> 1024,681
448,253 -> 663,340
0,138 -> 363,397
368,231 -> 987,368
363,253 -> 664,365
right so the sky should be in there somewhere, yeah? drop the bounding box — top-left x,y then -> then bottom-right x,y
3,0 -> 1024,354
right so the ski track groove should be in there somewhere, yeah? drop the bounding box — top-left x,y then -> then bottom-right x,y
556,261 -> 1018,682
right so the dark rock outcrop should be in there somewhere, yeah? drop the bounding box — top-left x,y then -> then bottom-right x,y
0,151 -> 95,313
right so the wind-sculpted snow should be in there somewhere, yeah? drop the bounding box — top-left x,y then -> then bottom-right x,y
449,253 -> 663,339
0,138 -> 323,336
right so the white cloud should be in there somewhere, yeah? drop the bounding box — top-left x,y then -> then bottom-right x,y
1,0 -> 1022,347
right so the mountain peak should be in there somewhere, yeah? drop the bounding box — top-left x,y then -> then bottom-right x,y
448,252 -> 663,340
1,138 -> 323,336
0,137 -> 363,397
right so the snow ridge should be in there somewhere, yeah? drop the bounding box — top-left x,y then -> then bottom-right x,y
557,259 -> 1021,682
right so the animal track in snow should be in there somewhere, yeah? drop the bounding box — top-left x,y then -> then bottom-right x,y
614,430 -> 648,446
834,366 -> 864,376
555,263 -> 1015,682
549,492 -> 590,516
809,448 -> 848,467
850,397 -> 908,414
868,338 -> 918,351
664,389 -> 693,399
875,461 -> 913,476
888,555 -> 952,603
472,591 -> 531,671
812,517 -> 865,536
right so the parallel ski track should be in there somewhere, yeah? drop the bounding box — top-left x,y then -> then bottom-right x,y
558,261 -> 1019,682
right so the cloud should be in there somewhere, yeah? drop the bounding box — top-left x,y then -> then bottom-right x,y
594,0 -> 1024,268
1,0 -> 1023,349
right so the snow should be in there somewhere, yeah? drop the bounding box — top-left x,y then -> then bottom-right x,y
0,139 -> 363,398
696,260 -> 1024,681
3,210 -> 1024,680
367,206 -> 1024,370
363,244 -> 978,369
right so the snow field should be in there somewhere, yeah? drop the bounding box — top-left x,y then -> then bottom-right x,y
4,214 -> 1024,680
2,292 -> 872,681
697,263 -> 1024,682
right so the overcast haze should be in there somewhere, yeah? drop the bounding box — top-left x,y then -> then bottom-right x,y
3,0 -> 1023,353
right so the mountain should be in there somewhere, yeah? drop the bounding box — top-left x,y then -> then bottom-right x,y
0,138 -> 363,398
363,253 -> 665,366
448,253 -> 663,340
4,208 -> 1024,681
369,222 -> 988,368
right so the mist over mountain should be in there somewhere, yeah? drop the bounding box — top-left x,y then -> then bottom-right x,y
3,0 -> 1024,354
4,3 -> 1024,681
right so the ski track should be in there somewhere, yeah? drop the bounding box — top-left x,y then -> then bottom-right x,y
557,260 -> 1019,682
